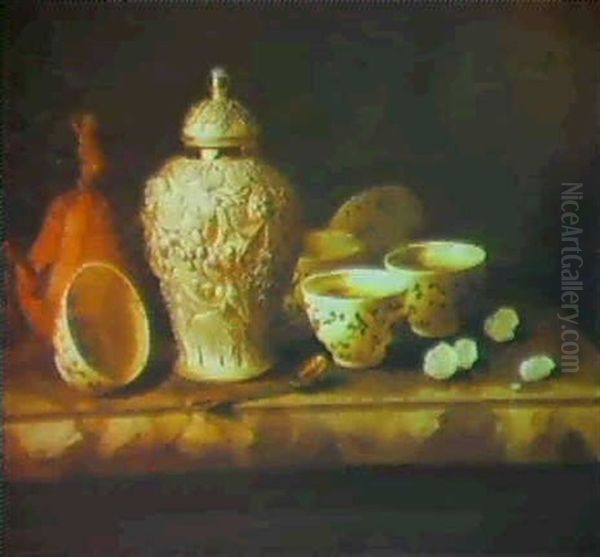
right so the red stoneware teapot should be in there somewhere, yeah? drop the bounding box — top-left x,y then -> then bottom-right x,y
8,113 -> 128,342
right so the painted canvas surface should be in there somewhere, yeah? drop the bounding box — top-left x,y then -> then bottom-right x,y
4,2 -> 599,554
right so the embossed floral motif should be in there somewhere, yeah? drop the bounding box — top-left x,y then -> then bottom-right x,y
142,69 -> 301,381
142,156 -> 300,381
182,98 -> 259,148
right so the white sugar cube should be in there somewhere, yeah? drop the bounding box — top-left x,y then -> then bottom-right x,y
423,342 -> 459,380
519,355 -> 556,382
484,307 -> 520,343
453,338 -> 478,370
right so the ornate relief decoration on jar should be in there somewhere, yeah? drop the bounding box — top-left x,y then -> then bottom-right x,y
141,67 -> 302,383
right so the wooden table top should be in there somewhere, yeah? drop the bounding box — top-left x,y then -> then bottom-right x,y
4,303 -> 599,480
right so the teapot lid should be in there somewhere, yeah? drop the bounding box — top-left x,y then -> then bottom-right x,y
182,67 -> 259,149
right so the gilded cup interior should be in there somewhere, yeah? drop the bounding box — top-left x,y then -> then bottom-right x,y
301,229 -> 366,262
63,263 -> 150,386
384,241 -> 486,274
302,267 -> 411,302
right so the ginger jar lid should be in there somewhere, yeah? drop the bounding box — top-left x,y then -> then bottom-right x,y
182,67 -> 260,149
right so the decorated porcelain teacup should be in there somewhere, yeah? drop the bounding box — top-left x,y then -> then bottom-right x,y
384,241 -> 486,338
281,229 -> 369,339
301,268 -> 410,369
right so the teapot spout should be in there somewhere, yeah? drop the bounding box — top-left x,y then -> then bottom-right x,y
6,241 -> 54,340
6,241 -> 38,288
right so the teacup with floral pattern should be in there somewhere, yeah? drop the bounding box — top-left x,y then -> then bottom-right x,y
301,268 -> 410,369
384,241 -> 486,338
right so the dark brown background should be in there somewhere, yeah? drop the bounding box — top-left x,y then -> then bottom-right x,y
4,3 -> 599,555
5,2 -> 599,335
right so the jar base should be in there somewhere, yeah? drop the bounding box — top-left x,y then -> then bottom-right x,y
175,358 -> 272,383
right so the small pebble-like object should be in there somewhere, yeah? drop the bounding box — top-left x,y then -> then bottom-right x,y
292,353 -> 332,389
484,306 -> 520,342
510,382 -> 523,391
519,355 -> 556,382
423,342 -> 459,380
453,338 -> 478,370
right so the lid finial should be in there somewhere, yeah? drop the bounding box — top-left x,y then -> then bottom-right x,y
210,66 -> 229,100
182,67 -> 259,148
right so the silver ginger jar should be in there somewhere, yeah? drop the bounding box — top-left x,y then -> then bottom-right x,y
141,67 -> 302,382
